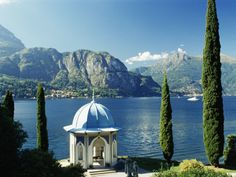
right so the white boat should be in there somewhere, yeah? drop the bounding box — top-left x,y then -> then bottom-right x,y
187,96 -> 199,101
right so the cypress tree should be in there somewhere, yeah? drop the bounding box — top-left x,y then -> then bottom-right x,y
2,90 -> 14,122
36,83 -> 49,152
159,72 -> 174,163
202,0 -> 224,166
0,92 -> 27,177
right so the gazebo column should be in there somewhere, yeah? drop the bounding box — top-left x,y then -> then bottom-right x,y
109,133 -> 112,165
69,133 -> 76,164
84,134 -> 88,169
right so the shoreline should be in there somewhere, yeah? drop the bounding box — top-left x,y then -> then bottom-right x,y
12,95 -> 236,101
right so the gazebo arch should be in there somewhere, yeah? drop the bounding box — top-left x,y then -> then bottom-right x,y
89,136 -> 108,167
76,142 -> 85,164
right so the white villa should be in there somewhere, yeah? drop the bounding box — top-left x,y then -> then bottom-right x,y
63,98 -> 120,169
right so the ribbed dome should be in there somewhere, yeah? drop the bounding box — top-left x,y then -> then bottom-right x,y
72,100 -> 115,128
64,100 -> 119,133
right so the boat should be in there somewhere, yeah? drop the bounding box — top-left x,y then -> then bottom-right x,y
187,96 -> 199,101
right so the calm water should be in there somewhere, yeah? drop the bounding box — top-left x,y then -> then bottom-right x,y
14,97 -> 236,163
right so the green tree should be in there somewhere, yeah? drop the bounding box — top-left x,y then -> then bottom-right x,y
224,135 -> 236,166
17,149 -> 85,177
37,83 -> 49,152
159,72 -> 174,163
202,0 -> 224,166
2,90 -> 14,122
0,93 -> 27,177
17,149 -> 61,177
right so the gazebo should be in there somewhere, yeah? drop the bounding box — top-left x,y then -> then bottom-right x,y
63,98 -> 120,169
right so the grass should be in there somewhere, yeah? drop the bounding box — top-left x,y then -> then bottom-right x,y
130,157 -> 179,172
205,165 -> 236,173
164,163 -> 236,173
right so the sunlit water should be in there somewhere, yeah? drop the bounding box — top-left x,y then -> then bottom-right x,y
14,97 -> 236,163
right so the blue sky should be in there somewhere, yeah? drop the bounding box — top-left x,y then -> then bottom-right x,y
0,0 -> 235,62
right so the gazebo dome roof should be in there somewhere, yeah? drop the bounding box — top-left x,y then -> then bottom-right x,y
64,100 -> 119,133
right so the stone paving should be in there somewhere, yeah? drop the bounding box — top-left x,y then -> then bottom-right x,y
229,173 -> 236,177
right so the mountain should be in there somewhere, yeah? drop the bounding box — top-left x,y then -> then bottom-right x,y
132,51 -> 236,95
0,48 -> 161,97
0,25 -> 25,57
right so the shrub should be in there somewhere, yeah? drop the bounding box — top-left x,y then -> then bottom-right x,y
16,149 -> 61,177
153,168 -> 230,177
61,164 -> 85,177
152,170 -> 178,177
224,134 -> 236,167
180,169 -> 229,177
179,159 -> 204,172
114,161 -> 125,171
105,163 -> 110,167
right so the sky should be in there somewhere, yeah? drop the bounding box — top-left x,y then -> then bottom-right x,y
0,0 -> 235,63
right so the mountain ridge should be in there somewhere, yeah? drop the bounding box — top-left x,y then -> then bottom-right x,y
131,51 -> 236,95
0,47 -> 161,97
0,25 -> 25,57
1,24 -> 236,97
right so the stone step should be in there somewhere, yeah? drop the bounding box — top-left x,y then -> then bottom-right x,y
89,169 -> 117,176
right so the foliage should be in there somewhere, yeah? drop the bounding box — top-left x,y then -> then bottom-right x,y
202,0 -> 224,166
17,149 -> 61,177
114,160 -> 125,171
0,74 -> 50,98
1,90 -> 14,122
0,93 -> 27,177
51,70 -> 69,88
159,72 -> 174,163
224,134 -> 236,166
61,164 -> 85,177
153,168 -> 230,177
131,157 -> 179,172
37,83 -> 49,151
179,159 -> 204,172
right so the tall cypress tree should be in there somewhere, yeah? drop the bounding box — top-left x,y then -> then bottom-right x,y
0,92 -> 27,177
159,72 -> 174,163
37,83 -> 49,152
2,90 -> 14,122
202,0 -> 224,166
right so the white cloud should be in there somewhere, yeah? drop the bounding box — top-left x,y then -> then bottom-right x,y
126,51 -> 169,65
125,47 -> 188,65
177,48 -> 187,54
0,0 -> 15,5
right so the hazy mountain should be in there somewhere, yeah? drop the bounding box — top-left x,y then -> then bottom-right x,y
0,25 -> 25,57
132,51 -> 236,95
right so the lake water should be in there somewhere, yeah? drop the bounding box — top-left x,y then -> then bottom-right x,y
14,97 -> 236,163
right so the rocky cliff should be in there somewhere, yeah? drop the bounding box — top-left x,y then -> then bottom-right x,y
132,51 -> 236,95
0,25 -> 25,57
0,48 -> 161,97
